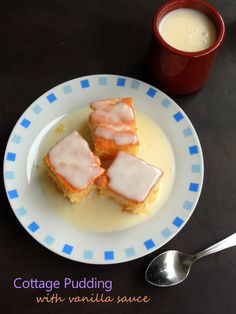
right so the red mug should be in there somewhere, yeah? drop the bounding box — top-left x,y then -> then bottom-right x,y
149,0 -> 225,95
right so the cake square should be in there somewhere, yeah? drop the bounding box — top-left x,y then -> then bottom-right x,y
44,131 -> 104,203
89,97 -> 139,161
96,151 -> 163,214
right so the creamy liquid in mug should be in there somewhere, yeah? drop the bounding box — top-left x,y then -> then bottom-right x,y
36,107 -> 175,233
158,8 -> 217,52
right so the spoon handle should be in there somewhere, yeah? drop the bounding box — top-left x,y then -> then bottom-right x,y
193,232 -> 236,261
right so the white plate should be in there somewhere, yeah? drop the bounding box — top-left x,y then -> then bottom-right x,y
3,74 -> 204,264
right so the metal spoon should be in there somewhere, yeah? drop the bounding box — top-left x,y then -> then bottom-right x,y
145,232 -> 236,287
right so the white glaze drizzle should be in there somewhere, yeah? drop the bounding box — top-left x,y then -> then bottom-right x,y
95,126 -> 138,145
91,101 -> 134,123
48,131 -> 104,190
90,99 -> 138,145
107,151 -> 163,202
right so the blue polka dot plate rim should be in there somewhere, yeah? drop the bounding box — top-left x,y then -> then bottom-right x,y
3,74 -> 204,264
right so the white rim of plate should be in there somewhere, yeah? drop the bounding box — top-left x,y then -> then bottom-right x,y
3,74 -> 204,264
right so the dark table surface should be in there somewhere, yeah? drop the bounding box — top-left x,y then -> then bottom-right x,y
1,0 -> 236,313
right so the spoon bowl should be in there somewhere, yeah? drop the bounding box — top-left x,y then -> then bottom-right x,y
145,250 -> 194,287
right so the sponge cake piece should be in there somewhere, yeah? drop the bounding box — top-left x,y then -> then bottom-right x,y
96,151 -> 163,214
89,98 -> 139,161
44,131 -> 104,203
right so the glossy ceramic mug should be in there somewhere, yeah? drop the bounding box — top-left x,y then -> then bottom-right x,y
149,0 -> 225,95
